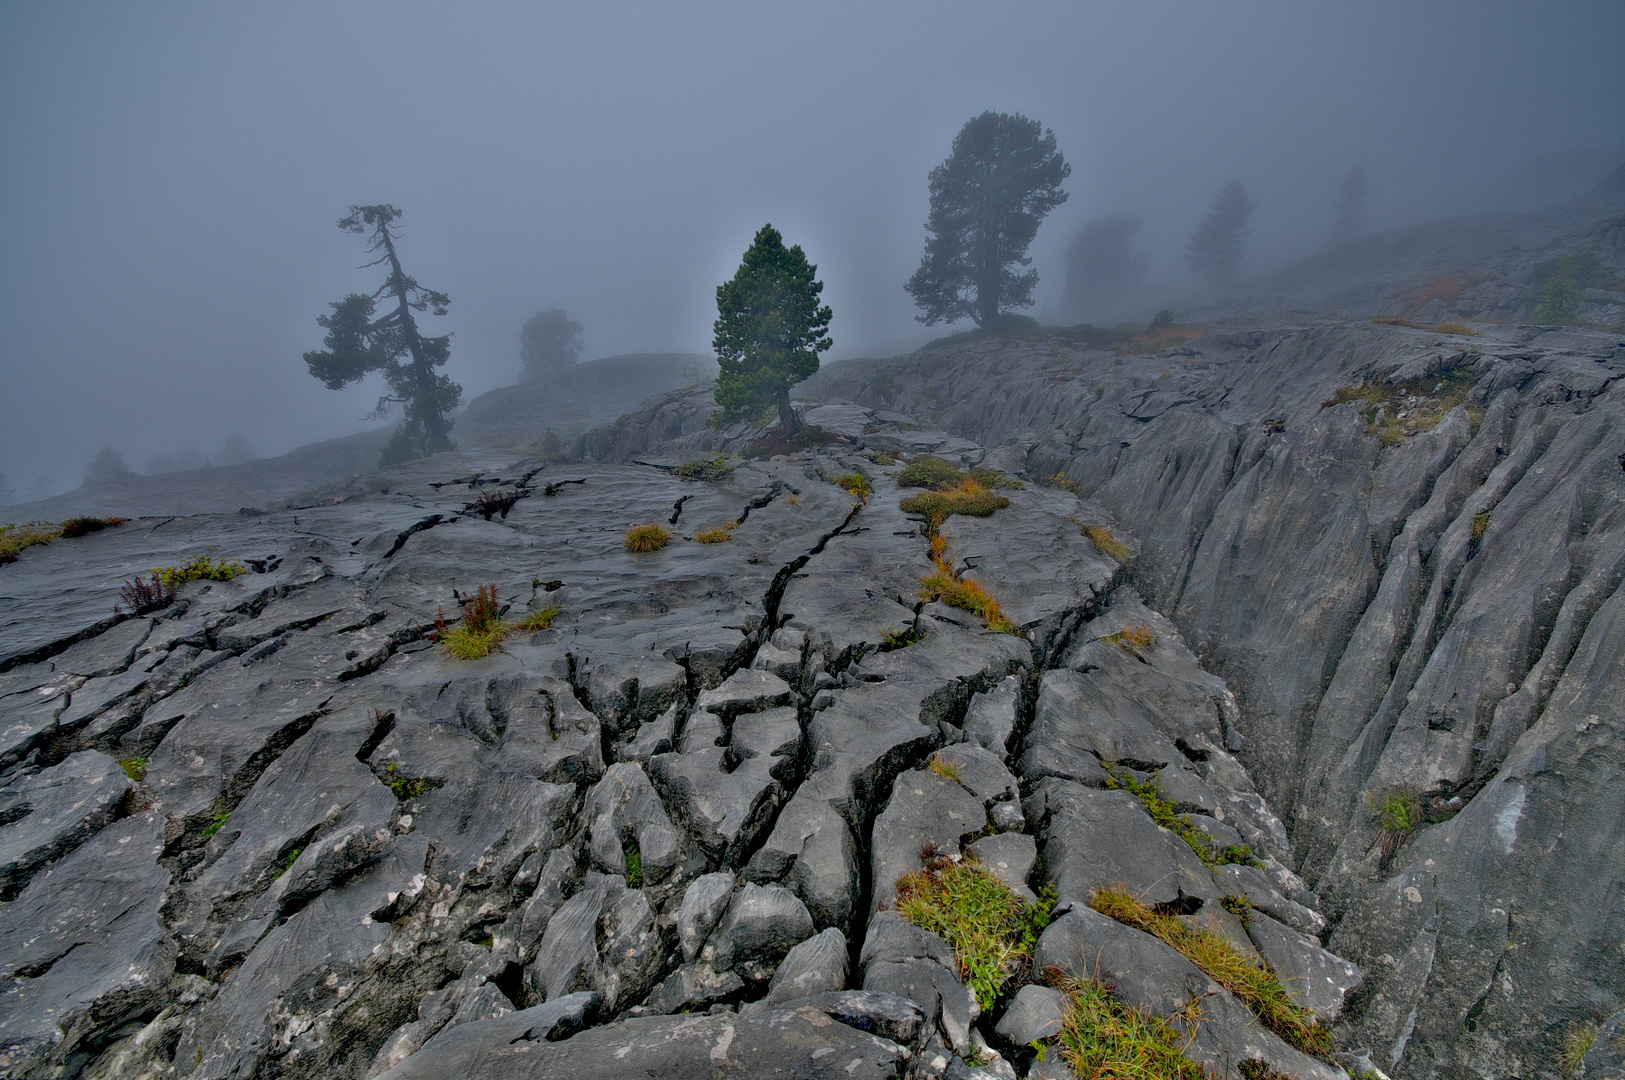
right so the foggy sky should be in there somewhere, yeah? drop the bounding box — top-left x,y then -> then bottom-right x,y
3,1 -> 1623,494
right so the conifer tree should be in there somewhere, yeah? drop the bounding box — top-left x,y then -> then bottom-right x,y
1186,181 -> 1252,287
713,225 -> 832,436
303,205 -> 461,464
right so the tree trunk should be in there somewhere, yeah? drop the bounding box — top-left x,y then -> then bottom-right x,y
379,233 -> 452,454
777,386 -> 800,437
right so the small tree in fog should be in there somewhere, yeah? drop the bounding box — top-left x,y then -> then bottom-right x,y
1062,216 -> 1149,321
1186,181 -> 1252,287
216,435 -> 258,467
1327,166 -> 1367,248
303,204 -> 462,465
520,308 -> 584,379
906,111 -> 1070,328
713,224 -> 832,436
83,447 -> 131,485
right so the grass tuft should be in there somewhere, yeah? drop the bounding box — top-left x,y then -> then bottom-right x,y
1322,358 -> 1480,445
515,605 -> 564,632
118,758 -> 148,783
695,522 -> 737,544
440,583 -> 508,659
1370,787 -> 1424,866
926,755 -> 962,781
1082,525 -> 1132,563
1100,624 -> 1157,655
203,811 -> 231,838
920,568 -> 1019,635
1239,1060 -> 1296,1080
380,761 -> 434,800
60,516 -> 128,538
1559,1020 -> 1598,1077
1053,974 -> 1209,1080
625,522 -> 674,552
1046,472 -> 1080,495
155,555 -> 248,588
895,850 -> 1055,1010
1220,894 -> 1255,925
900,479 -> 1011,527
1471,510 -> 1492,543
625,835 -> 644,888
1089,887 -> 1331,1055
1102,763 -> 1261,869
897,455 -> 966,490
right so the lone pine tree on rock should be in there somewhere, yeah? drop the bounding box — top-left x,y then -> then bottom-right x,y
712,224 -> 832,437
303,204 -> 462,465
520,307 -> 583,379
906,110 -> 1070,328
1186,180 -> 1253,288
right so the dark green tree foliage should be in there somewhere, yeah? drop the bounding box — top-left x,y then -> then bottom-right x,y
520,308 -> 583,378
1187,181 -> 1252,287
83,447 -> 130,485
1327,166 -> 1367,248
1062,216 -> 1148,320
906,111 -> 1070,327
303,205 -> 462,465
713,224 -> 832,435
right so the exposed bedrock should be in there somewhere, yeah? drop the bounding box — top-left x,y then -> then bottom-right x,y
0,318 -> 1618,1079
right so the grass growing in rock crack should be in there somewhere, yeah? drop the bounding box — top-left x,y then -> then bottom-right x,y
879,624 -> 927,651
1100,624 -> 1156,656
203,812 -> 231,838
900,458 -> 1021,635
1220,894 -> 1255,924
1081,524 -> 1132,563
920,568 -> 1019,635
1052,974 -> 1208,1080
1371,787 -> 1424,865
1089,886 -> 1331,1055
1102,764 -> 1261,869
895,850 -> 1055,1010
901,480 -> 1011,525
926,754 -> 962,781
380,761 -> 434,799
155,555 -> 248,587
1559,1020 -> 1598,1076
515,606 -> 564,632
118,758 -> 148,782
2,517 -> 127,564
695,523 -> 738,544
1046,472 -> 1080,494
1239,1059 -> 1297,1080
624,835 -> 644,888
625,522 -> 674,552
440,584 -> 508,659
276,848 -> 303,879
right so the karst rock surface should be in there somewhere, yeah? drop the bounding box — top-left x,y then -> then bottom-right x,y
0,314 -> 1620,1080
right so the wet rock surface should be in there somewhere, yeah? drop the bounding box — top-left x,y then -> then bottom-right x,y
0,316 -> 1618,1079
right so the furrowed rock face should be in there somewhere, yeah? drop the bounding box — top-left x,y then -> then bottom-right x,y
807,318 -> 1625,1078
0,317 -> 1617,1080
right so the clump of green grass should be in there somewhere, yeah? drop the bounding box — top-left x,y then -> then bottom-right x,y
695,522 -> 737,544
920,567 -> 1019,635
1239,1059 -> 1296,1080
624,522 -> 674,552
673,454 -> 736,482
624,835 -> 644,888
969,467 -> 1023,490
864,450 -> 897,465
1053,975 -> 1208,1080
275,847 -> 303,879
1046,472 -> 1080,495
1559,1020 -> 1598,1076
380,761 -> 434,800
440,583 -> 508,660
834,472 -> 874,499
1102,764 -> 1261,869
1081,524 -> 1132,563
1099,624 -> 1156,656
155,555 -> 247,588
926,754 -> 962,782
515,605 -> 564,632
0,522 -> 66,564
1090,886 -> 1331,1055
118,758 -> 148,782
1471,510 -> 1492,543
897,455 -> 968,490
203,811 -> 231,838
895,850 -> 1055,1010
1371,787 -> 1424,865
900,479 -> 1012,527
879,624 -> 927,651
1322,358 -> 1480,445
1220,894 -> 1255,925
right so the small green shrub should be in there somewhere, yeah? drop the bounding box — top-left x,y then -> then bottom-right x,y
1373,787 -> 1423,833
1081,525 -> 1131,563
0,522 -> 66,564
673,454 -> 737,482
834,472 -> 873,499
879,624 -> 927,651
381,761 -> 433,800
897,455 -> 967,490
968,467 -> 1023,489
1090,886 -> 1331,1055
1054,975 -> 1207,1080
155,555 -> 247,588
896,850 -> 1054,1010
900,480 -> 1011,525
118,758 -> 148,782
1220,894 -> 1255,924
625,522 -> 674,552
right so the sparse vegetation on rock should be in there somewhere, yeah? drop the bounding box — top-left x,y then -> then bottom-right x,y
624,522 -> 673,552
1053,974 -> 1210,1080
1322,358 -> 1480,445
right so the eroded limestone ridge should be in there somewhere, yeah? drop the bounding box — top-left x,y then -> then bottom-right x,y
1,411 -> 1364,1080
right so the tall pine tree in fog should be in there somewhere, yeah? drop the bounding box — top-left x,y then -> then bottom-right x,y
1327,166 -> 1367,248
712,225 -> 832,436
906,111 -> 1070,327
520,308 -> 583,378
1062,216 -> 1149,321
1186,181 -> 1252,287
303,205 -> 462,465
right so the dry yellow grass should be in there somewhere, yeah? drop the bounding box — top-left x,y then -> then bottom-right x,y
1082,524 -> 1132,563
624,522 -> 674,551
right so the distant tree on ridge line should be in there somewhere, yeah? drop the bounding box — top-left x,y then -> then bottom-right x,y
1187,180 -> 1252,288
520,308 -> 584,379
